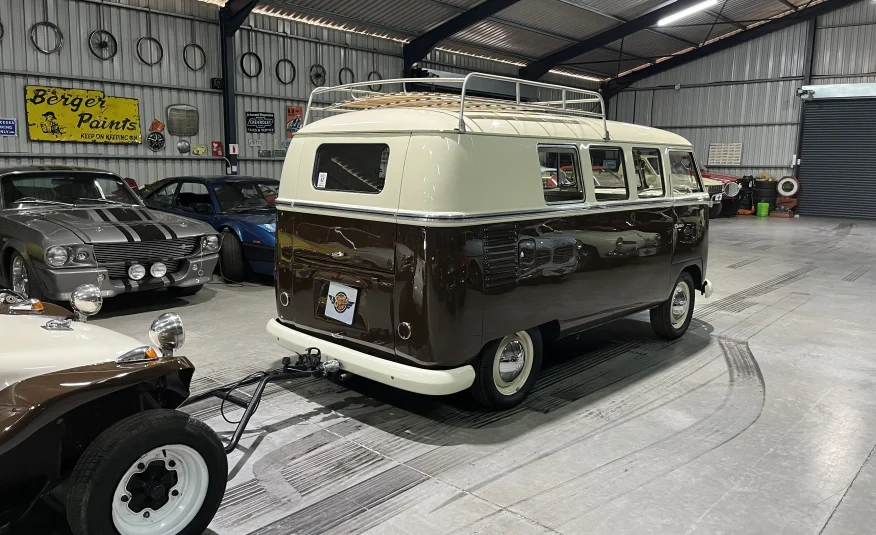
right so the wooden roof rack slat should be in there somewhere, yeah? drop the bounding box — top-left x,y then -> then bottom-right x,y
304,73 -> 610,141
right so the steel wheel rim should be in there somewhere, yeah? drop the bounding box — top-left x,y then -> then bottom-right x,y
111,444 -> 209,535
492,331 -> 534,396
670,280 -> 691,329
11,256 -> 29,297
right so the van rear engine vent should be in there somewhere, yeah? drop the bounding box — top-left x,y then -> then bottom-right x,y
483,226 -> 518,290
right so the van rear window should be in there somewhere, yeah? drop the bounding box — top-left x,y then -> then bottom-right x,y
313,144 -> 389,194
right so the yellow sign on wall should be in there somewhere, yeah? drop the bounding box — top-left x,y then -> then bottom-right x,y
25,85 -> 142,144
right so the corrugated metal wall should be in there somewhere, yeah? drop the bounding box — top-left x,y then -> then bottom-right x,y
610,0 -> 876,180
0,0 -> 601,185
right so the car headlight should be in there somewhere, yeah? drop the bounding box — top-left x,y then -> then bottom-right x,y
45,246 -> 69,267
725,182 -> 741,197
202,235 -> 220,253
149,312 -> 185,356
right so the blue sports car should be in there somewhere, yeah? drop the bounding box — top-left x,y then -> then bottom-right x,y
143,175 -> 278,279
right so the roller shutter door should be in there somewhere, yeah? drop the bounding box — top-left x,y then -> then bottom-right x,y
797,98 -> 876,219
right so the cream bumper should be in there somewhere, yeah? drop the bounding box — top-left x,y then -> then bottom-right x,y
266,319 -> 475,396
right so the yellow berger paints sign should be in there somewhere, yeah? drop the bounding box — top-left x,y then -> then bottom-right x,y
25,85 -> 141,144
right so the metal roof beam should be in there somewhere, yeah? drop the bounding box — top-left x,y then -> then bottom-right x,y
703,9 -> 747,30
552,0 -> 700,48
776,0 -> 799,11
520,0 -> 706,80
602,0 -> 861,98
404,0 -> 525,74
220,0 -> 259,36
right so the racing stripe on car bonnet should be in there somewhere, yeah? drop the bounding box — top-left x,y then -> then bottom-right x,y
108,208 -> 168,241
95,209 -> 137,243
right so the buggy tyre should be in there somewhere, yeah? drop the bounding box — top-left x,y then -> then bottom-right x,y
220,231 -> 246,282
66,409 -> 227,535
471,328 -> 542,410
650,272 -> 696,340
167,284 -> 204,297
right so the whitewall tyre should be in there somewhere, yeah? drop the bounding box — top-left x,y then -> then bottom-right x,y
66,410 -> 227,535
471,328 -> 542,410
650,272 -> 696,340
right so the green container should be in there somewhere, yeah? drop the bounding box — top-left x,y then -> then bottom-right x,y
756,202 -> 770,217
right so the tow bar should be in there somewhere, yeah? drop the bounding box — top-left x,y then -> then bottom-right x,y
181,348 -> 339,454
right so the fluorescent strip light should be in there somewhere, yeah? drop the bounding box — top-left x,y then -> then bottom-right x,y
657,0 -> 718,26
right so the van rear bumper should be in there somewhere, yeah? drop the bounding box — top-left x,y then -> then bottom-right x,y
266,319 -> 476,396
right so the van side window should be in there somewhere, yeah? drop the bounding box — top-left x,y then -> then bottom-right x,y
633,148 -> 664,198
668,151 -> 703,194
538,146 -> 583,204
589,146 -> 629,202
313,144 -> 389,194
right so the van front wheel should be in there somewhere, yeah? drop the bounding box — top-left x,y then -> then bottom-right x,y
471,329 -> 542,410
650,272 -> 696,340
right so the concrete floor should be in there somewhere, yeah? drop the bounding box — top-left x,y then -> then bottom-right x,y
81,216 -> 876,535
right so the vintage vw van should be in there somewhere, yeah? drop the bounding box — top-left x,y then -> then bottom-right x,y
267,74 -> 713,409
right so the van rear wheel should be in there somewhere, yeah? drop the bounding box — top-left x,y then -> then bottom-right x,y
471,329 -> 542,410
650,272 -> 696,340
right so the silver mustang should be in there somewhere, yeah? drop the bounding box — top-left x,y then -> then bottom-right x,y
0,166 -> 220,300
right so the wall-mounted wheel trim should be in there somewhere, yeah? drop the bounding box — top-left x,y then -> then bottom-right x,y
309,64 -> 326,87
367,70 -> 382,92
30,21 -> 64,54
471,328 -> 542,409
276,59 -> 296,84
650,271 -> 696,340
183,43 -> 206,71
137,36 -> 164,65
65,410 -> 227,535
88,29 -> 117,60
338,67 -> 355,85
240,51 -> 262,78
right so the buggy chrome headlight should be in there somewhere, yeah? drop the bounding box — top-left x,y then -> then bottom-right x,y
149,312 -> 185,357
45,246 -> 69,267
202,235 -> 220,253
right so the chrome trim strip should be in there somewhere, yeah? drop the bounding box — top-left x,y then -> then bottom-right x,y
280,198 -> 689,223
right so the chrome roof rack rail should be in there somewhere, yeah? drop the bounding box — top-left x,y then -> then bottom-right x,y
303,72 -> 610,141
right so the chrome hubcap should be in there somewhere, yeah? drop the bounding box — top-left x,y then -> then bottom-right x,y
671,281 -> 690,329
498,340 -> 526,383
11,256 -> 29,297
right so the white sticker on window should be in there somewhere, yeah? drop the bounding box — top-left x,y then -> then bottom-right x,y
316,172 -> 327,189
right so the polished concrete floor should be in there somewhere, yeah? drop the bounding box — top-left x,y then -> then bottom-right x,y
81,216 -> 876,535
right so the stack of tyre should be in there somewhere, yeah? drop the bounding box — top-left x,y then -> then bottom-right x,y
753,180 -> 778,212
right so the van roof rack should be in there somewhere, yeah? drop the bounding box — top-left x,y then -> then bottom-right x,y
304,72 -> 610,141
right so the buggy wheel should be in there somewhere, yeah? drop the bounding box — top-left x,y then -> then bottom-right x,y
66,410 -> 226,535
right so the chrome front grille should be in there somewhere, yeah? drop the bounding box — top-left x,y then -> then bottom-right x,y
93,237 -> 199,264
94,238 -> 199,280
707,184 -> 723,196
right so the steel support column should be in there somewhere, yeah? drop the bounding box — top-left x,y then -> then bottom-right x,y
793,17 -> 817,175
219,0 -> 259,175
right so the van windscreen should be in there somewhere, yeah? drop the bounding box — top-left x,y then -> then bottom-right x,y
313,144 -> 389,194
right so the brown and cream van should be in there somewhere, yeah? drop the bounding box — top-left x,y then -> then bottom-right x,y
267,73 -> 714,409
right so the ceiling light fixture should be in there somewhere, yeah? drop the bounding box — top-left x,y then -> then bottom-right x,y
657,0 -> 719,26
